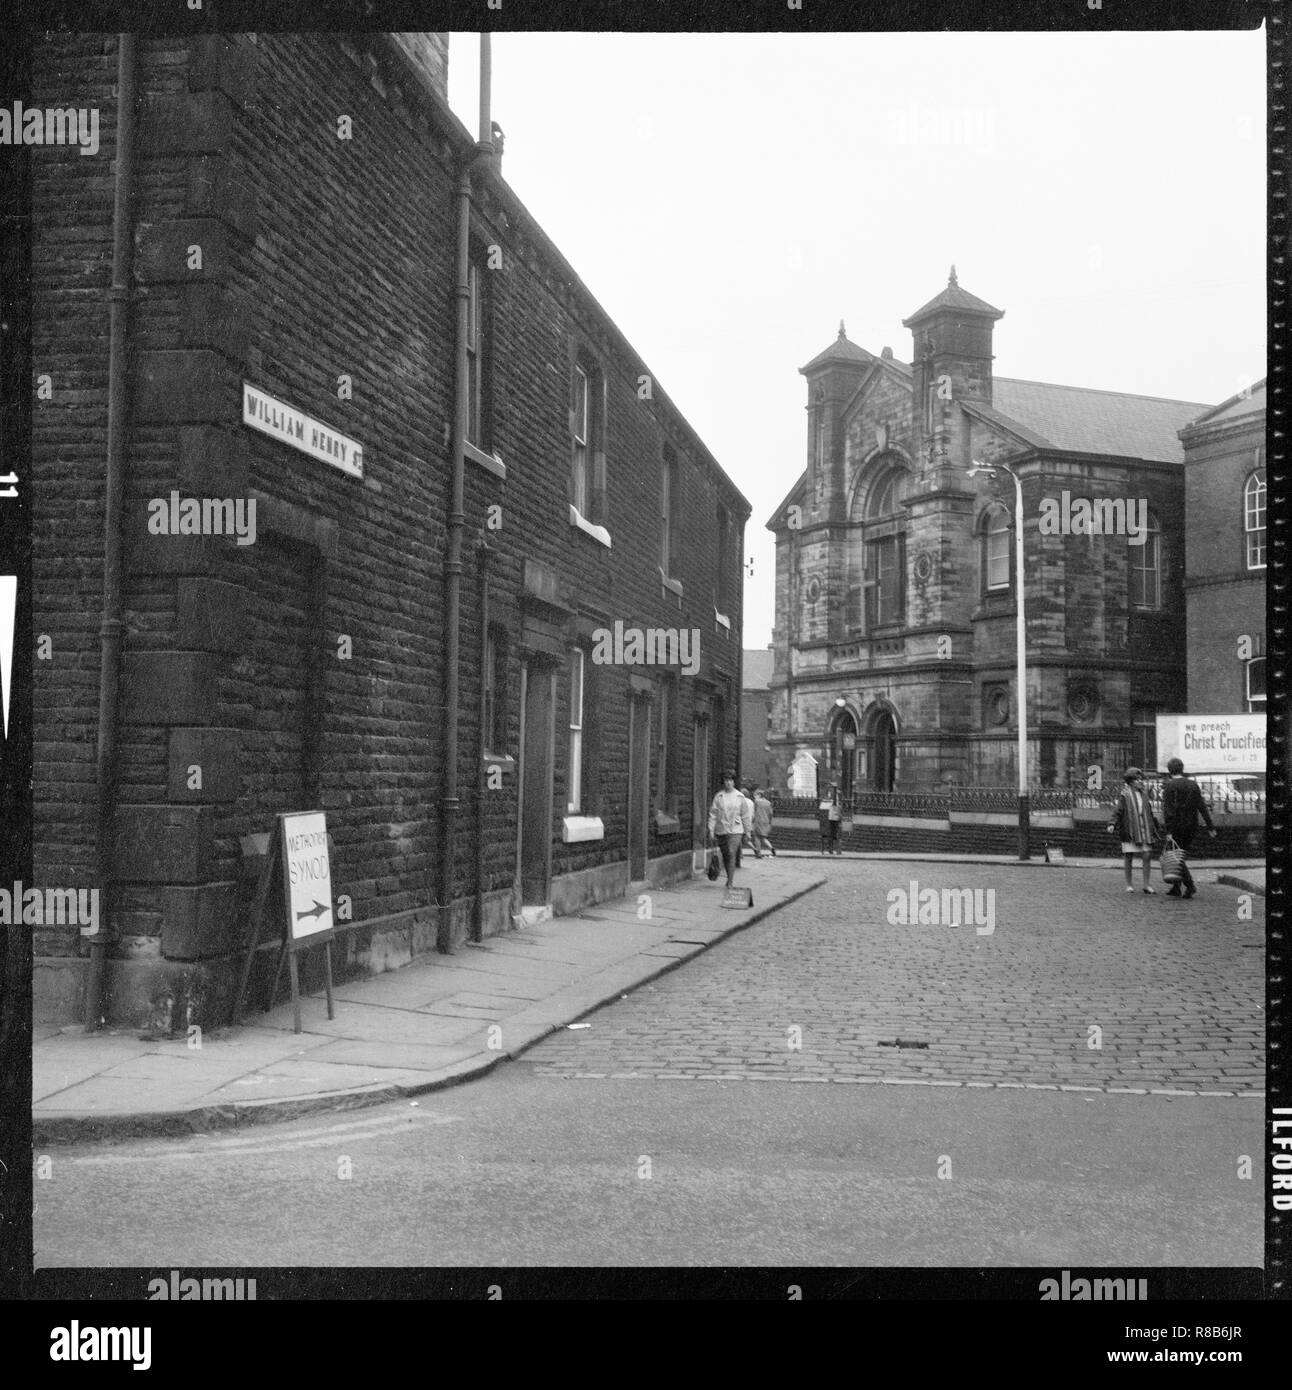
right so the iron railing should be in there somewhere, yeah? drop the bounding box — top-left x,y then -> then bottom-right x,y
770,778 -> 1265,819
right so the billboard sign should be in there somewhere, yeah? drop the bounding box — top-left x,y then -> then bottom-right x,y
1155,714 -> 1266,774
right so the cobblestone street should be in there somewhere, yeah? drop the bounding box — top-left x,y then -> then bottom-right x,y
523,859 -> 1265,1095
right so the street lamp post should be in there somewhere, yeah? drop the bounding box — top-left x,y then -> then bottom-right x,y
968,459 -> 1030,860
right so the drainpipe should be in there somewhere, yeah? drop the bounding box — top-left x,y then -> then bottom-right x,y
438,34 -> 495,947
473,537 -> 491,942
85,34 -> 138,1030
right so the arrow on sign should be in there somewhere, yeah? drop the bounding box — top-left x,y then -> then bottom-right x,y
296,900 -> 330,924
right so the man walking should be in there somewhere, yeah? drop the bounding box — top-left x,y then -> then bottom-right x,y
1161,756 -> 1218,898
752,787 -> 775,857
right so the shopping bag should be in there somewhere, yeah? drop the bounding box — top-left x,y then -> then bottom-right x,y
1160,836 -> 1184,885
706,849 -> 721,881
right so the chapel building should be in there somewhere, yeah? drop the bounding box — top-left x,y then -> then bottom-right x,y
767,270 -> 1211,795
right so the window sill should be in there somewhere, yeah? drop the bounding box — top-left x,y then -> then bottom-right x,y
465,441 -> 506,479
569,504 -> 612,548
660,569 -> 683,599
561,815 -> 605,843
482,753 -> 515,773
714,607 -> 731,634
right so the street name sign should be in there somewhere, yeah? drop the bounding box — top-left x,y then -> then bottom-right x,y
242,383 -> 364,479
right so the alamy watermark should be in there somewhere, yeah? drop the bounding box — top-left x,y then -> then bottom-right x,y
591,620 -> 699,676
883,103 -> 996,147
1038,1270 -> 1147,1301
147,491 -> 257,546
1038,491 -> 1148,545
885,880 -> 995,935
147,1270 -> 258,1300
50,1324 -> 151,1370
0,882 -> 98,934
1,101 -> 100,156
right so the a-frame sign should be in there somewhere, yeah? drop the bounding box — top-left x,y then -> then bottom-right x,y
230,810 -> 336,1033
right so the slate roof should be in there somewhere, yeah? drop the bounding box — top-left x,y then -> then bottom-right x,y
847,351 -> 1204,463
989,378 -> 1211,463
743,648 -> 775,691
902,270 -> 1004,326
799,326 -> 876,375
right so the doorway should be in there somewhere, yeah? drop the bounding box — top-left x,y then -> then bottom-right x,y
627,694 -> 651,881
692,717 -> 709,846
518,660 -> 555,905
830,709 -> 858,799
872,709 -> 896,791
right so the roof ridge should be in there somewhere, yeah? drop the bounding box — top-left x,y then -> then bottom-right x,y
995,376 -> 1212,408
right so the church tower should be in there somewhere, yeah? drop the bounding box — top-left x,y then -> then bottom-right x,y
789,324 -> 874,650
799,322 -> 873,523
902,266 -> 1003,487
897,270 -> 1006,738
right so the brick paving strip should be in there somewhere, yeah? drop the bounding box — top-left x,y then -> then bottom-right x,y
523,859 -> 1266,1102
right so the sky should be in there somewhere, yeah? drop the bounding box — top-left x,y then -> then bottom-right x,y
447,28 -> 1266,649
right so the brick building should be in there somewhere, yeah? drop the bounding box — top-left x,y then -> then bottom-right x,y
31,32 -> 747,1027
767,271 -> 1210,794
740,646 -> 774,793
1178,382 -> 1266,716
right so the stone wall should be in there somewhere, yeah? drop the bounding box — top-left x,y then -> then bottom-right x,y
30,32 -> 746,1026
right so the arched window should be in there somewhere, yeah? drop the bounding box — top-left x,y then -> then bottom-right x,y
862,464 -> 908,629
1130,511 -> 1162,610
1245,469 -> 1266,570
867,467 -> 907,519
979,505 -> 1012,594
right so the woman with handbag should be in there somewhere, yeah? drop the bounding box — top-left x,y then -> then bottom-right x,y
1108,766 -> 1160,894
707,771 -> 752,889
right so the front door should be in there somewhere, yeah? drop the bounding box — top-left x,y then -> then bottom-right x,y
873,710 -> 896,792
692,717 -> 709,847
834,714 -> 857,800
627,695 -> 651,881
519,660 -> 555,905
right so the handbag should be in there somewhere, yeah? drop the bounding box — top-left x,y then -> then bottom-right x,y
1160,835 -> 1184,885
706,849 -> 721,881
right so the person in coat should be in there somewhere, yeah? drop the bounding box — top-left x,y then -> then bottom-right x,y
708,770 -> 753,888
737,782 -> 757,865
819,784 -> 843,855
1161,756 -> 1217,899
1108,766 -> 1160,893
752,787 -> 775,857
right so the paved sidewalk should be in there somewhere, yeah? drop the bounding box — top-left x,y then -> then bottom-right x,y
33,859 -> 824,1143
